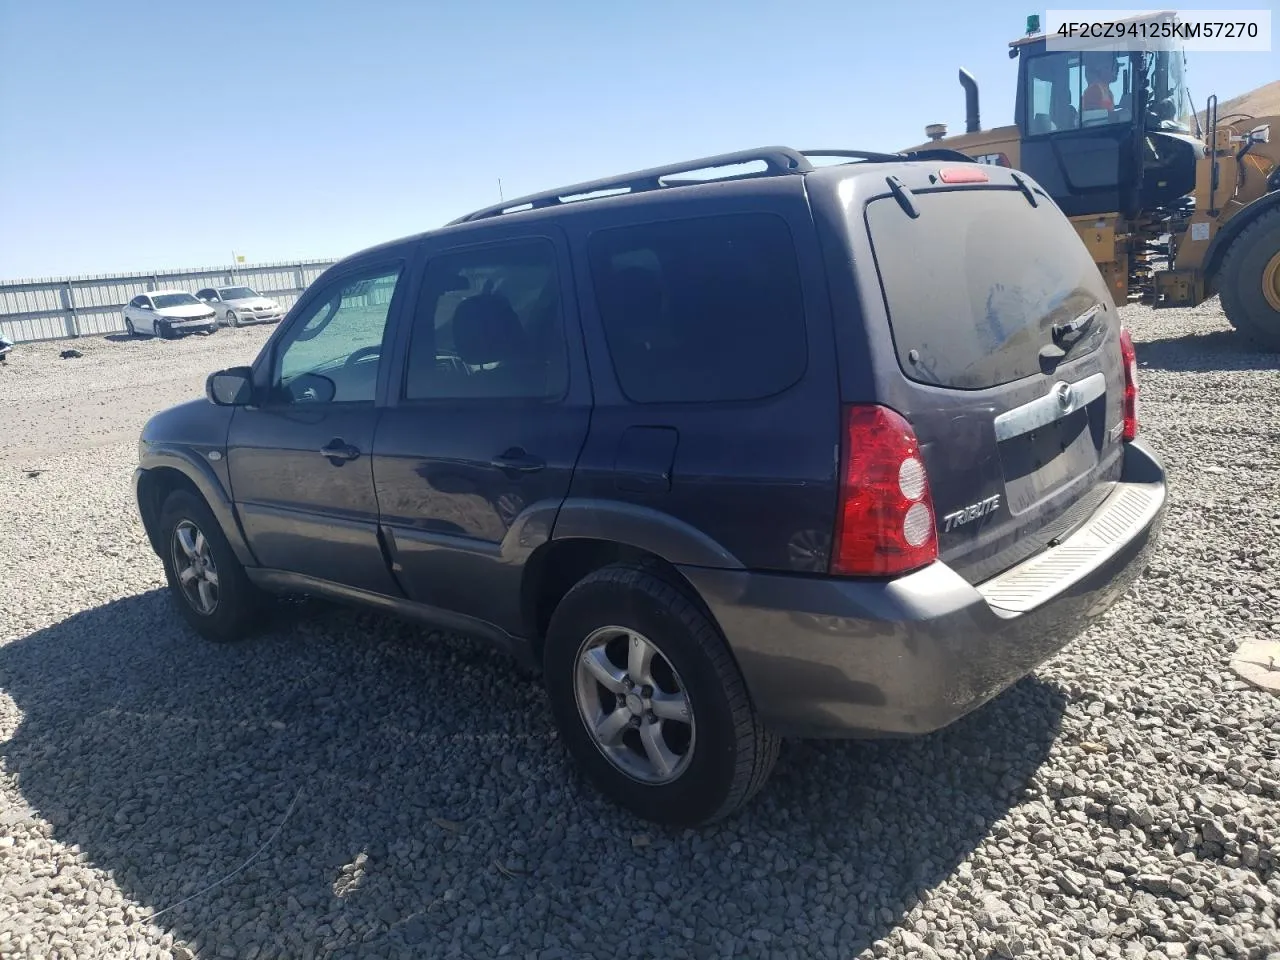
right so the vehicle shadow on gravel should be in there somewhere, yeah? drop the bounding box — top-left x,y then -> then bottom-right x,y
0,591 -> 1066,959
1137,330 -> 1280,372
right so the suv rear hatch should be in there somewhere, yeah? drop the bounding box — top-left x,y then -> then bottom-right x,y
831,165 -> 1130,584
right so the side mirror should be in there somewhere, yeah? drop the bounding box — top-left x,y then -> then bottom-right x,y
207,366 -> 254,406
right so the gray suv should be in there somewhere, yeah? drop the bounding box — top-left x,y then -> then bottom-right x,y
133,146 -> 1168,825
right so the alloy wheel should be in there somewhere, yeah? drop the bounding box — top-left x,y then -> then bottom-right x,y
573,626 -> 695,784
171,519 -> 219,616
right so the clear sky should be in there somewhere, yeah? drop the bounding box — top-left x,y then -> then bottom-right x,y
1,0 -> 1274,281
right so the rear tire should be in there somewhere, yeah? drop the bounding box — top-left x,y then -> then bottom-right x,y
543,563 -> 779,826
1218,208 -> 1280,353
158,489 -> 262,644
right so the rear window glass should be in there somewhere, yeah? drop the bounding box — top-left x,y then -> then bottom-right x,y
587,213 -> 807,404
865,187 -> 1108,389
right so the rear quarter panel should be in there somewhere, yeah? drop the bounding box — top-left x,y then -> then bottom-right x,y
555,178 -> 845,573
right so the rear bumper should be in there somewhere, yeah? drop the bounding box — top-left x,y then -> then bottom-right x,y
680,438 -> 1167,738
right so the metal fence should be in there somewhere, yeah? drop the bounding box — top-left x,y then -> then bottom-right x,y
0,259 -> 339,344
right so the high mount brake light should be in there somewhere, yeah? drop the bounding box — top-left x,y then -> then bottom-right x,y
830,405 -> 938,577
938,166 -> 989,184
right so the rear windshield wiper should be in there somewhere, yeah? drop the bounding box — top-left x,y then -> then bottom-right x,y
1051,303 -> 1103,350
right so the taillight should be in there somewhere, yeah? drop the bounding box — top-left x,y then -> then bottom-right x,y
830,405 -> 938,577
1119,328 -> 1139,441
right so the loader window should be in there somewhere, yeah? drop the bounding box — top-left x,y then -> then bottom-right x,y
1024,51 -> 1134,134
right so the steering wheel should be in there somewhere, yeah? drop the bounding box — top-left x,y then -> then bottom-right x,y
343,345 -> 380,370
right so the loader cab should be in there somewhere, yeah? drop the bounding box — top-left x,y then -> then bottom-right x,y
1013,29 -> 1199,218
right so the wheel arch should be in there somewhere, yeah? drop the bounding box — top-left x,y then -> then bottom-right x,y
1204,191 -> 1280,294
517,500 -> 744,659
135,451 -> 256,567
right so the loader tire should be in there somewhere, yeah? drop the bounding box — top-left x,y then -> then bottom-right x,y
1219,207 -> 1280,353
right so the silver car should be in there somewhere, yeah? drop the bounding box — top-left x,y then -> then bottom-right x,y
195,285 -> 285,327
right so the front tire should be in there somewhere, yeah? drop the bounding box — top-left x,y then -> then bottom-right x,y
124,317 -> 135,337
158,489 -> 262,644
226,310 -> 239,327
1219,207 -> 1280,352
543,563 -> 779,826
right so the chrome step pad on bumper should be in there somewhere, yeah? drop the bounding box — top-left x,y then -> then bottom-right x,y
977,479 -> 1165,614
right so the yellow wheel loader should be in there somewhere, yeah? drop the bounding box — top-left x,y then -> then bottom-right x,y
904,12 -> 1280,350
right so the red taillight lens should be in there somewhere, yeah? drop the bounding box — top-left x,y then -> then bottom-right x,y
830,405 -> 938,577
1119,328 -> 1139,441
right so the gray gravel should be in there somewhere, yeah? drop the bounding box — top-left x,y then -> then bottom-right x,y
1,306 -> 1278,960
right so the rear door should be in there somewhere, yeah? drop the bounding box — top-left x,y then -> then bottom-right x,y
371,227 -> 592,636
841,168 -> 1129,583
136,295 -> 157,333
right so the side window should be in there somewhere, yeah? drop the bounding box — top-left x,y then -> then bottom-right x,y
403,238 -> 568,401
138,296 -> 152,309
197,289 -> 215,301
270,265 -> 403,405
1027,53 -> 1082,133
1029,74 -> 1057,134
587,213 -> 807,404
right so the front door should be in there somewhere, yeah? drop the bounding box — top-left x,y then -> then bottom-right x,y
227,258 -> 409,595
1018,47 -> 1144,218
373,232 -> 591,635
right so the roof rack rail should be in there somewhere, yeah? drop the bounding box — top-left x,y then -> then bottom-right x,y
801,147 -> 979,165
801,148 -> 904,163
449,146 -> 813,225
447,144 -> 981,225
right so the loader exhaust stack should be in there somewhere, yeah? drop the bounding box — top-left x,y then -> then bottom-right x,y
959,69 -> 980,134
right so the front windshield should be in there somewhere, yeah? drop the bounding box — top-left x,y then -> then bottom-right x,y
218,286 -> 257,300
152,293 -> 201,308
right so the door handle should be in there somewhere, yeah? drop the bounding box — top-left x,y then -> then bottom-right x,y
319,439 -> 360,462
489,448 -> 545,473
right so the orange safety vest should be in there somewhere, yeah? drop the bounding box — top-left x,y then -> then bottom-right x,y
1082,82 -> 1114,112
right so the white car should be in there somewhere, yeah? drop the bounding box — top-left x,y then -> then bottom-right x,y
122,290 -> 219,338
195,285 -> 285,327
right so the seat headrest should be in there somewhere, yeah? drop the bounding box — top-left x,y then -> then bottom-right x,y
452,293 -> 526,365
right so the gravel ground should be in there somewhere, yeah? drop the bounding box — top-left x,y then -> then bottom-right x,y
0,306 -> 1278,960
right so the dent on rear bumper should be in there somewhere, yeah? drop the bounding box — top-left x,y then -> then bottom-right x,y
681,439 -> 1168,739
